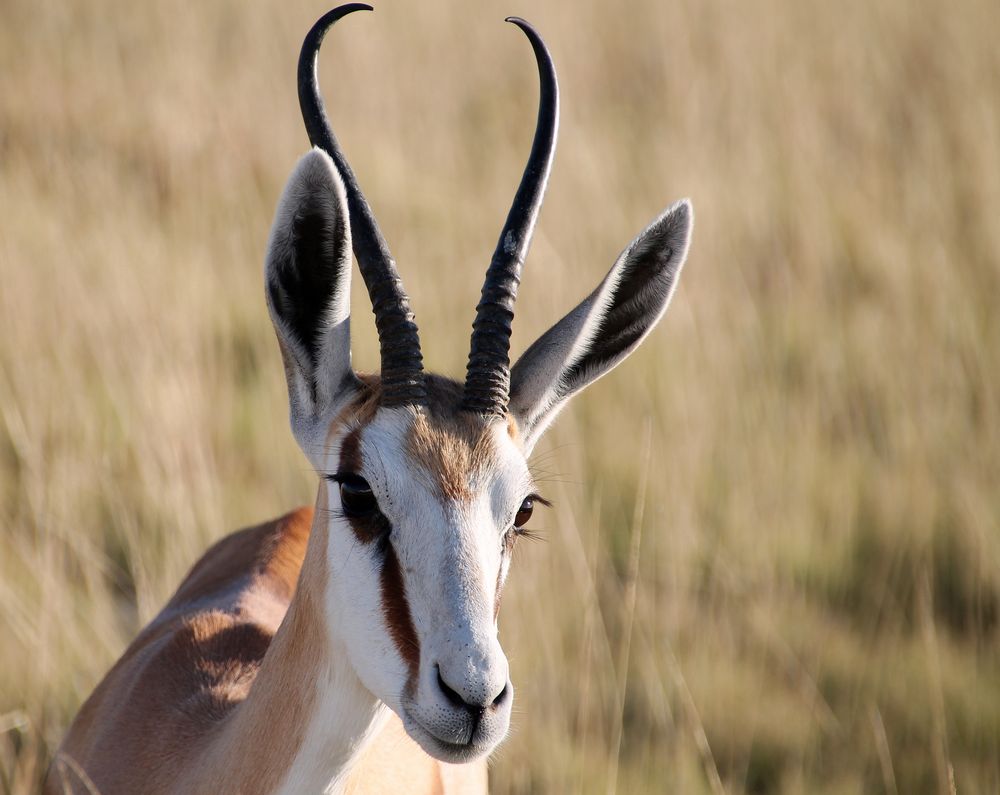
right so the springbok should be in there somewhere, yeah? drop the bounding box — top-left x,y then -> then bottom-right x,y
47,4 -> 692,794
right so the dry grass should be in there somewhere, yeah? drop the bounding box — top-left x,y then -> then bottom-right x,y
2,0 -> 999,792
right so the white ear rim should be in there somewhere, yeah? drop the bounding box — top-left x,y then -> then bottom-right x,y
264,148 -> 357,459
556,197 -> 693,389
513,198 -> 693,452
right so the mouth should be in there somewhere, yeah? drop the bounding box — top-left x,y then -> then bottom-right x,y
400,704 -> 496,763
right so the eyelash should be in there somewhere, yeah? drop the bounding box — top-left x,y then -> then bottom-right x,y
510,493 -> 551,537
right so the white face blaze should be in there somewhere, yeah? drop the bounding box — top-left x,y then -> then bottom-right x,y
313,396 -> 532,762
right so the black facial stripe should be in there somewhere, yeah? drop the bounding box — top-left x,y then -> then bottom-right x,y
334,428 -> 395,544
338,428 -> 363,473
380,538 -> 420,680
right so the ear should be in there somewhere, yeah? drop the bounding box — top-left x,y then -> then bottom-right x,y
509,199 -> 692,452
265,148 -> 359,455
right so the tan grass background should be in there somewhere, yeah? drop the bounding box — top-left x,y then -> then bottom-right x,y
2,0 -> 999,792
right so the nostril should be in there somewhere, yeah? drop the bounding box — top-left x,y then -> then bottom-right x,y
435,665 -> 466,708
491,682 -> 509,709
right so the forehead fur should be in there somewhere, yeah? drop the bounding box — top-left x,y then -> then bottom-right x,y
330,374 -> 523,500
405,375 -> 503,502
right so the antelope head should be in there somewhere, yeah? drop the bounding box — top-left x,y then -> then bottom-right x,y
264,4 -> 692,764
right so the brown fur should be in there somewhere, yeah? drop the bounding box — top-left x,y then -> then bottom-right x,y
47,503 -> 486,794
505,413 -> 521,445
337,427 -> 380,547
338,427 -> 364,476
380,540 -> 421,683
406,377 -> 497,502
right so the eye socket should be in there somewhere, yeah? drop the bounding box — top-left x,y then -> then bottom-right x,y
514,496 -> 534,529
337,474 -> 378,518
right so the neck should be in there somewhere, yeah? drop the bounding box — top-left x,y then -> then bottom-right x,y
271,632 -> 390,795
186,499 -> 386,795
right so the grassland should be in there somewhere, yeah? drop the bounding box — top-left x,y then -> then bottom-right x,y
2,0 -> 999,792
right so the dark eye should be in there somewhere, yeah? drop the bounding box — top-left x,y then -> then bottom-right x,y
338,474 -> 377,518
514,497 -> 534,529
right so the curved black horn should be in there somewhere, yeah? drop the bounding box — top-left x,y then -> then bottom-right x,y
298,4 -> 426,406
463,17 -> 559,417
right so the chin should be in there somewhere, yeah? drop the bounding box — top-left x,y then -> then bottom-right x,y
400,706 -> 505,764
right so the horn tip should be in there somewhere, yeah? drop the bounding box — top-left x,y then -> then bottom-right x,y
307,5 -> 374,52
318,3 -> 374,28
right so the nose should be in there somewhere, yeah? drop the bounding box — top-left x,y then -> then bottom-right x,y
435,663 -> 510,713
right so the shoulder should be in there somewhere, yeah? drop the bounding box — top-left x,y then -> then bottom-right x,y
166,507 -> 314,613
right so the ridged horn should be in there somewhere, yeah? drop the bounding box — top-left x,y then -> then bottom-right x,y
462,17 -> 559,417
298,4 -> 426,406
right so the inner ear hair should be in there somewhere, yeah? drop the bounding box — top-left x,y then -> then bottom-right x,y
265,149 -> 357,441
508,199 -> 693,448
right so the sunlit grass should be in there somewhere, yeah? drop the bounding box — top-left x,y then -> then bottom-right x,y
2,0 -> 999,792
